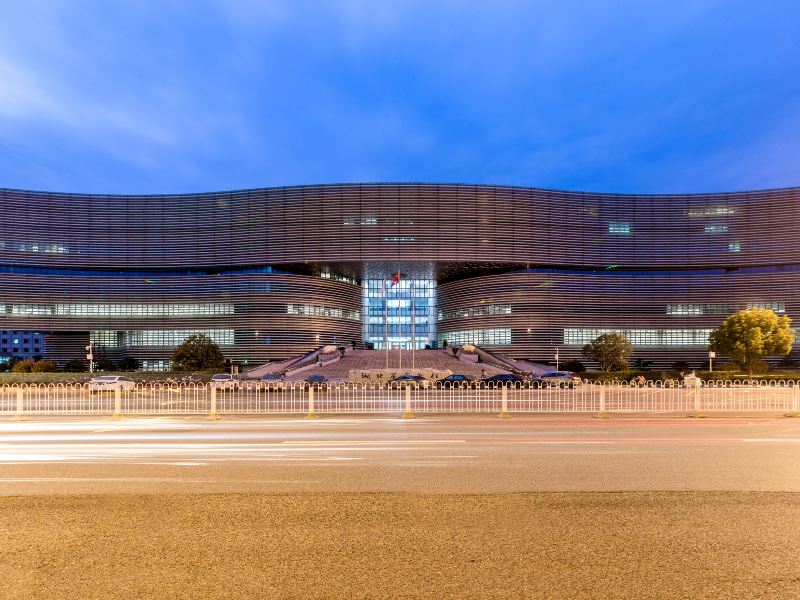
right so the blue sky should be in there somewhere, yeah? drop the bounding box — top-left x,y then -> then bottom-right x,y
1,1 -> 799,194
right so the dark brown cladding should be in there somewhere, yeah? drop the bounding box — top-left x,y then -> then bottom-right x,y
2,183 -> 798,270
1,182 -> 799,367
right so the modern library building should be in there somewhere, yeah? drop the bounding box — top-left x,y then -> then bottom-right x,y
1,183 -> 797,369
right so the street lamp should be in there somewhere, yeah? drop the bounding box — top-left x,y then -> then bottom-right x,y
85,343 -> 94,374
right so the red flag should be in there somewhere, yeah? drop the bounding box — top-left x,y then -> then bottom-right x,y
390,271 -> 401,286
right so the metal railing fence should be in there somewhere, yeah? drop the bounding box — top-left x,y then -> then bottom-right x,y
1,380 -> 800,418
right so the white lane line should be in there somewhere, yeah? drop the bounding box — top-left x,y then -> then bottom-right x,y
741,438 -> 800,443
281,440 -> 467,445
515,441 -> 613,444
0,478 -> 322,483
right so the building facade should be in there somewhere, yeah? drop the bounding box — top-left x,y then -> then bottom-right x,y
1,183 -> 798,369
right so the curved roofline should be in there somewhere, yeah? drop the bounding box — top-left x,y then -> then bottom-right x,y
1,181 -> 799,200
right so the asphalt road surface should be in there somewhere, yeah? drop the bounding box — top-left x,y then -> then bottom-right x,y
1,415 -> 799,495
3,415 -> 800,598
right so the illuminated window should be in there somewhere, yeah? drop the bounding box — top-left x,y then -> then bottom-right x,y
667,302 -> 784,315
438,328 -> 511,346
438,305 -> 512,321
286,304 -> 360,320
10,303 -> 234,318
687,206 -> 736,217
729,242 -> 741,252
704,225 -> 729,233
608,222 -> 631,235
90,329 -> 235,348
564,328 -> 713,347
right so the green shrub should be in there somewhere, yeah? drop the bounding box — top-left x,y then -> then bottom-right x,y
63,359 -> 87,372
31,359 -> 59,373
11,359 -> 35,373
561,359 -> 585,373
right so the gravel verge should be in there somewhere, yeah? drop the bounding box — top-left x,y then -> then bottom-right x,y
1,492 -> 799,599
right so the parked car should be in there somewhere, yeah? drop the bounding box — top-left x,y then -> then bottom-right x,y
435,374 -> 475,388
210,373 -> 239,389
259,373 -> 286,390
389,374 -> 431,388
89,375 -> 136,392
480,373 -> 527,387
302,374 -> 329,388
533,371 -> 582,388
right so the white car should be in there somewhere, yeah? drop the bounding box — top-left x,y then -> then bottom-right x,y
89,375 -> 136,391
210,373 -> 239,389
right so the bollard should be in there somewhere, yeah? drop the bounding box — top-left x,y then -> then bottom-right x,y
304,386 -> 320,419
14,387 -> 26,421
687,384 -> 706,418
206,385 -> 222,421
111,386 -> 123,420
594,386 -> 609,419
402,384 -> 415,419
498,386 -> 511,419
785,383 -> 800,418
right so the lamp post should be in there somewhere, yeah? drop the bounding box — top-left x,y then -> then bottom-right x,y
708,350 -> 715,373
555,346 -> 560,370
85,343 -> 94,374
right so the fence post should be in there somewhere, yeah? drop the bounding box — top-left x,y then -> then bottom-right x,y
785,382 -> 799,418
14,387 -> 26,421
304,385 -> 320,419
111,387 -> 123,420
687,383 -> 706,418
207,385 -> 222,421
594,385 -> 609,419
402,384 -> 415,419
498,386 -> 511,419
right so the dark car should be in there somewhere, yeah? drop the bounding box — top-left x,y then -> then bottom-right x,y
302,374 -> 329,388
480,373 -> 527,387
532,371 -> 582,388
259,372 -> 286,391
389,374 -> 430,388
435,374 -> 475,388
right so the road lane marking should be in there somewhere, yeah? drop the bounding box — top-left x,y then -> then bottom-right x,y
741,438 -> 800,442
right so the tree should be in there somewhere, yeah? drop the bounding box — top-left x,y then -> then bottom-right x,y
11,358 -> 35,373
709,308 -> 795,375
63,358 -> 87,372
582,333 -> 633,372
170,333 -> 225,371
31,359 -> 58,373
118,357 -> 139,371
561,359 -> 586,373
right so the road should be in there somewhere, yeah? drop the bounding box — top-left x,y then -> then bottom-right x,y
2,415 -> 800,494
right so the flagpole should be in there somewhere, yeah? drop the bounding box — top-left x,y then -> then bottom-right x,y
411,280 -> 415,370
396,271 -> 402,370
383,279 -> 388,369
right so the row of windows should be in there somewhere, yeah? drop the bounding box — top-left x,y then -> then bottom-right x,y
342,217 -> 415,225
0,241 -> 70,254
90,329 -> 235,348
319,269 -> 358,285
438,328 -> 512,346
437,304 -> 512,321
563,328 -> 714,347
666,302 -> 786,315
286,304 -> 360,320
5,303 -> 235,318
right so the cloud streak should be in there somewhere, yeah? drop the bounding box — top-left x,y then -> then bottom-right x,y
0,0 -> 798,194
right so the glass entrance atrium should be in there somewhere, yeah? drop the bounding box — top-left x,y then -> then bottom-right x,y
362,278 -> 436,350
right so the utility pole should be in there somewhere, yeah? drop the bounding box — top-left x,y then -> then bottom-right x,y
85,343 -> 94,374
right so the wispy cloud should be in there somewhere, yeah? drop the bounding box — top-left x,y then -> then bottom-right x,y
0,0 -> 798,194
